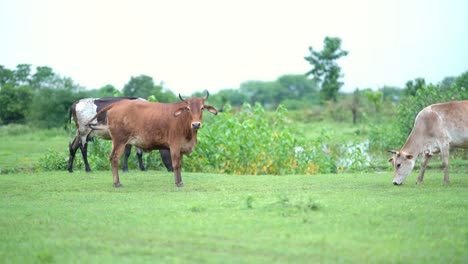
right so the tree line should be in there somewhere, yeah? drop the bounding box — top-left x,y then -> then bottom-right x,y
1,36 -> 467,128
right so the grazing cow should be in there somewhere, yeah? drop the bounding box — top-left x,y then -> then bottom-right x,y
388,100 -> 468,185
67,97 -> 173,173
86,91 -> 217,187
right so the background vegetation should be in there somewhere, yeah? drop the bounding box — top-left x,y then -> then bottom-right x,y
0,36 -> 467,263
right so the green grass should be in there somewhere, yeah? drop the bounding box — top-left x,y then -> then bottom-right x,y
0,126 -> 68,172
0,170 -> 466,263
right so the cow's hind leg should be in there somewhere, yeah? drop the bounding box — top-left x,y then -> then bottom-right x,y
441,148 -> 450,185
110,143 -> 126,187
80,141 -> 91,172
159,149 -> 173,172
136,147 -> 146,171
67,137 -> 81,173
122,144 -> 132,172
416,153 -> 432,184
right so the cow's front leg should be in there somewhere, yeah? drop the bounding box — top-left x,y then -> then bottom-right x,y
170,148 -> 184,187
416,153 -> 432,184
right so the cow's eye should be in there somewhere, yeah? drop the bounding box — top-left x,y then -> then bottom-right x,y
396,163 -> 401,169
201,106 -> 205,110
185,107 -> 190,112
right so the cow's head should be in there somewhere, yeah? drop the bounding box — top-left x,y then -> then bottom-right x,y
174,91 -> 218,129
387,150 -> 415,185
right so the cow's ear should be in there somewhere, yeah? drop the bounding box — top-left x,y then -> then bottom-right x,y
174,108 -> 185,117
204,105 -> 218,115
405,154 -> 413,160
388,157 -> 394,163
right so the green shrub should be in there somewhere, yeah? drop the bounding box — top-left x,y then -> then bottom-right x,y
40,149 -> 69,171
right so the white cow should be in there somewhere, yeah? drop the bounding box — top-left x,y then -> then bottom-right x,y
388,100 -> 468,185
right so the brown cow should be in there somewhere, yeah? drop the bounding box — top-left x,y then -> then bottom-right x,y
388,100 -> 468,185
86,92 -> 217,187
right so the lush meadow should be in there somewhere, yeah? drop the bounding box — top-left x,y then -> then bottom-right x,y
0,100 -> 467,263
0,170 -> 466,263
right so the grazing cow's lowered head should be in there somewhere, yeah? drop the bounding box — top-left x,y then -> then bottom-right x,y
387,150 -> 416,185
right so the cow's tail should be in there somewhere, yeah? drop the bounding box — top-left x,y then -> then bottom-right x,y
68,106 -> 74,145
85,103 -> 116,130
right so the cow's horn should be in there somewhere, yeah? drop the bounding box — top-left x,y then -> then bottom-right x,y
179,94 -> 185,102
204,91 -> 209,100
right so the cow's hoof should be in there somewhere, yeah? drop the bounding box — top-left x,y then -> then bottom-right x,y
176,182 -> 184,187
114,183 -> 123,188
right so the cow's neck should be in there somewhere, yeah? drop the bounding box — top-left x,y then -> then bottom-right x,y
400,127 -> 424,156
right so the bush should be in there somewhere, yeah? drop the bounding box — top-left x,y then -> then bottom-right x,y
185,103 -> 370,175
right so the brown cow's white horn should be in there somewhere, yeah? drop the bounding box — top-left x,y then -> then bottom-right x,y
204,91 -> 209,100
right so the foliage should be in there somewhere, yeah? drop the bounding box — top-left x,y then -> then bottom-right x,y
39,149 -> 69,171
398,82 -> 467,137
185,103 -> 375,175
304,36 -> 349,102
0,84 -> 32,124
123,74 -> 177,102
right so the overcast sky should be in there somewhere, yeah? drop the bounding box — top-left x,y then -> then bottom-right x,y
1,0 -> 467,95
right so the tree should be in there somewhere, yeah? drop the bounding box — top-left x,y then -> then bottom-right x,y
454,70 -> 468,91
98,84 -> 120,97
365,90 -> 383,114
0,65 -> 14,86
31,66 -> 55,90
350,88 -> 361,125
404,78 -> 425,96
14,64 -> 32,85
0,84 -> 33,124
123,75 -> 158,98
304,36 -> 348,102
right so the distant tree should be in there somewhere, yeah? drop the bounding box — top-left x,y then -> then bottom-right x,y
215,89 -> 248,107
14,64 -> 32,85
454,70 -> 468,91
28,88 -> 75,128
350,88 -> 361,124
404,78 -> 426,96
380,86 -> 402,102
98,84 -> 120,97
440,76 -> 455,91
0,65 -> 14,86
30,66 -> 55,90
0,84 -> 33,124
123,75 -> 157,98
277,74 -> 318,100
304,36 -> 348,102
365,90 -> 383,113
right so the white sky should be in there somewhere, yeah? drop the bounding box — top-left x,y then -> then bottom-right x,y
1,0 -> 467,95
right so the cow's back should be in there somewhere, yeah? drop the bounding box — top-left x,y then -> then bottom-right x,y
423,100 -> 468,148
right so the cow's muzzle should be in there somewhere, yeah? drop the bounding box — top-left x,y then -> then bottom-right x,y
191,122 -> 201,129
393,181 -> 402,186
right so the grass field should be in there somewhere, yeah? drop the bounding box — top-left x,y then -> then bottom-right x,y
0,170 -> 466,263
